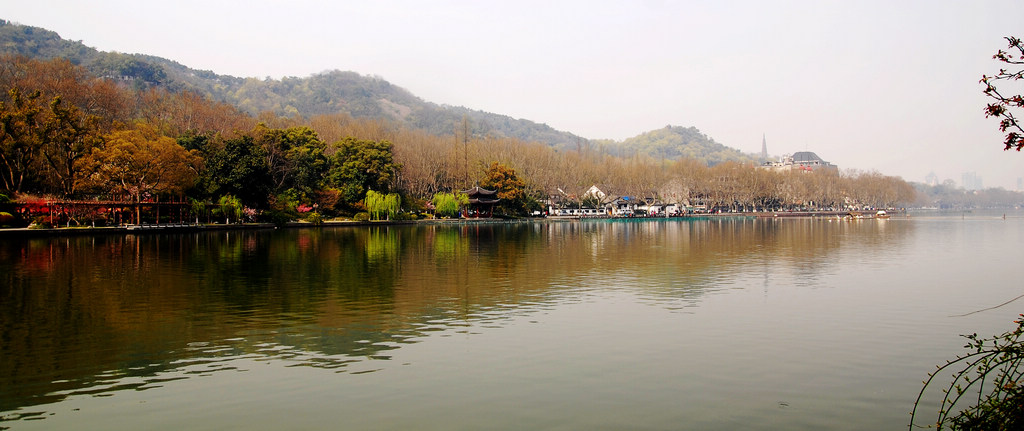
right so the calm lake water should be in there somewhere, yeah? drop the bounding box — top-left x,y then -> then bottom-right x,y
2,212 -> 1023,430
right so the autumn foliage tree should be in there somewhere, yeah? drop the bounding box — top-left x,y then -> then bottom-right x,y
0,55 -> 132,132
480,161 -> 532,216
39,95 -> 103,197
139,88 -> 253,138
0,88 -> 42,193
84,125 -> 199,203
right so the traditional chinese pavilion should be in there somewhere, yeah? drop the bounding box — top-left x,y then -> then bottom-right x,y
461,186 -> 499,218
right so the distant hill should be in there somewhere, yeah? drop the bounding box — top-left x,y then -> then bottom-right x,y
596,126 -> 755,165
0,19 -> 754,164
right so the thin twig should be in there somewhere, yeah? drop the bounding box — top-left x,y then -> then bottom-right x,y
951,293 -> 1024,317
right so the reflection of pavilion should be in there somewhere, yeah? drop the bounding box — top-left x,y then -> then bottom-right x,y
461,186 -> 499,218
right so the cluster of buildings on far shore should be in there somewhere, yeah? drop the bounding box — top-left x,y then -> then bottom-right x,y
465,135 -> 845,218
539,135 -> 841,217
758,134 -> 837,172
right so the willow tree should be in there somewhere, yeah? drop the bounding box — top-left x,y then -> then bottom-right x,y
365,190 -> 401,220
432,192 -> 468,218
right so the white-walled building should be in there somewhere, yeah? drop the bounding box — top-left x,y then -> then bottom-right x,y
762,151 -> 836,172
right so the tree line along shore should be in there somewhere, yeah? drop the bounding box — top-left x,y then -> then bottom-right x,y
0,55 -> 920,229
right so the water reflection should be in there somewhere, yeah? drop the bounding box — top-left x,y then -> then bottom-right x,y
0,218 -> 913,422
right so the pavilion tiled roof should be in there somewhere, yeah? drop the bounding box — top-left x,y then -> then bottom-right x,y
462,186 -> 500,204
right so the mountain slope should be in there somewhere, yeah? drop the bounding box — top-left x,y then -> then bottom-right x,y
0,19 -> 753,163
0,20 -> 585,147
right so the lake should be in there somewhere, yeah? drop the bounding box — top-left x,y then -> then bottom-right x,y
2,212 -> 1022,430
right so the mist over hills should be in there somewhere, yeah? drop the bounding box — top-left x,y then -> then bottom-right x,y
0,19 -> 754,164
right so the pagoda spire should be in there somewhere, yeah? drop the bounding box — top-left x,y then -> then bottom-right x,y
760,134 -> 768,163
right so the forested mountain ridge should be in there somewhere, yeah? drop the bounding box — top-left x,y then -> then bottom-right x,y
0,19 -> 752,163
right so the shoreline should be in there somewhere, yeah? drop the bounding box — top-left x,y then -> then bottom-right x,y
0,208 -> 897,236
0,210 -> 900,238
0,218 -> 539,237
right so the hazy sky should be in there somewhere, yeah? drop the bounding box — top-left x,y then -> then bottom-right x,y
5,0 -> 1023,188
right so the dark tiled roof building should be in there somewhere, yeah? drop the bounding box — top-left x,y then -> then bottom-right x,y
461,186 -> 499,218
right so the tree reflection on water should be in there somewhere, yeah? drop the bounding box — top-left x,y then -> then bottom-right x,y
0,218 -> 911,417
